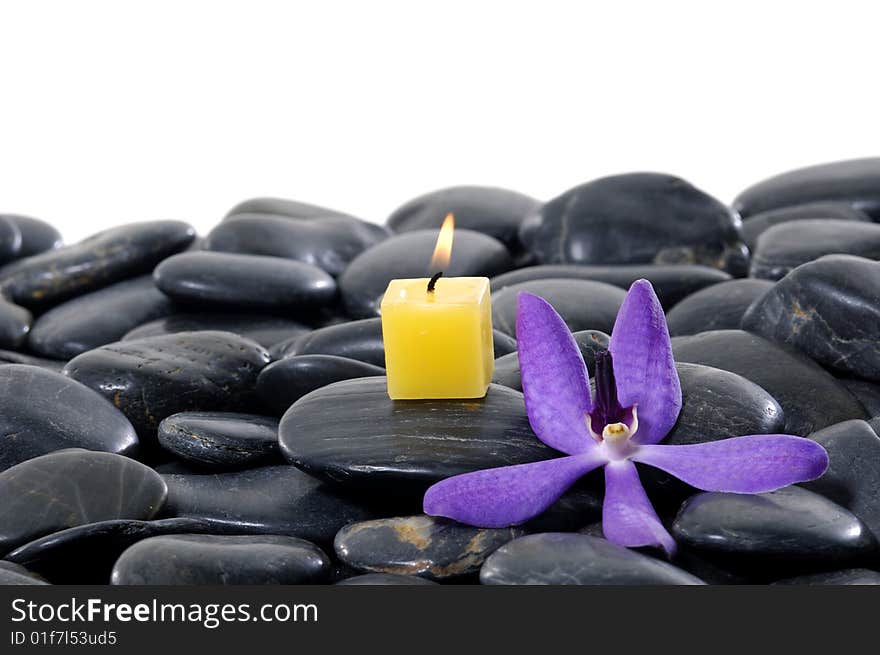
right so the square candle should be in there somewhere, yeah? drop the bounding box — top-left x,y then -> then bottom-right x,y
380,276 -> 494,400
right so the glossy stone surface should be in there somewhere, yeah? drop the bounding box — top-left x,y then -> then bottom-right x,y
0,297 -> 31,349
338,229 -> 513,318
490,278 -> 625,336
0,365 -> 139,471
0,220 -> 195,307
154,251 -> 337,311
741,202 -> 872,251
112,534 -> 330,585
336,573 -> 438,585
841,379 -> 880,418
257,355 -> 385,415
28,276 -> 174,359
1,214 -> 62,258
124,313 -> 309,348
672,330 -> 865,435
0,450 -> 167,555
743,255 -> 880,381
0,561 -> 48,585
524,173 -> 747,275
0,349 -> 64,370
665,279 -> 774,336
480,533 -> 705,585
773,569 -> 880,585
0,215 -> 22,264
157,411 -> 281,470
225,197 -> 363,221
279,377 -> 556,494
334,515 -> 523,581
273,318 -> 385,366
63,331 -> 270,444
490,264 -> 730,309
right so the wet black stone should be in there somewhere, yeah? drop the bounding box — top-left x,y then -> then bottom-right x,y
157,412 -> 281,470
741,202 -> 872,252
385,186 -> 540,250
840,378 -> 880,418
665,279 -> 774,336
334,515 -> 523,581
272,318 -> 385,366
63,331 -> 270,445
734,158 -> 880,219
0,365 -> 139,471
124,313 -> 310,349
0,220 -> 195,307
490,264 -> 731,309
224,196 -> 366,222
743,255 -> 880,381
159,465 -> 377,545
154,252 -> 337,312
336,573 -> 438,585
279,377 -> 557,495
672,487 -> 876,575
0,450 -> 167,555
206,214 -> 389,277
256,355 -> 385,416
524,173 -> 747,275
28,276 -> 174,359
0,349 -> 64,370
111,534 -> 330,585
773,569 -> 880,585
480,533 -> 705,585
0,215 -> 22,264
2,214 -> 62,258
750,220 -> 880,280
490,278 -> 625,336
0,561 -> 48,585
492,330 -> 517,357
0,297 -> 31,350
672,330 -> 865,435
802,420 -> 880,541
338,229 -> 513,318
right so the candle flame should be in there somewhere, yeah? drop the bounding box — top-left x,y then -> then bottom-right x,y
429,213 -> 455,272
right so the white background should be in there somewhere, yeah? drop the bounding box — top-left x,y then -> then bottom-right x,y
1,0 -> 878,243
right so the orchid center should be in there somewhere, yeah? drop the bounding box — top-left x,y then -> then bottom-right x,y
587,351 -> 639,458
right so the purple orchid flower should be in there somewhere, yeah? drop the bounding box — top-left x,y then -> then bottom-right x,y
423,279 -> 829,556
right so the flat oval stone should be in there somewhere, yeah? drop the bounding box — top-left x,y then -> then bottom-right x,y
336,573 -> 438,585
1,214 -> 62,258
334,516 -> 523,581
0,450 -> 166,555
154,251 -> 337,312
257,355 -> 385,416
773,569 -> 880,585
480,533 -> 705,585
0,349 -> 63,370
206,214 -> 389,277
672,487 -> 876,570
491,278 -> 625,336
338,229 -> 513,318
840,378 -> 880,418
158,411 -> 281,470
672,330 -> 865,435
0,220 -> 195,307
665,279 -> 774,336
279,377 -> 557,494
524,173 -> 747,275
0,561 -> 48,585
492,329 -> 517,357
385,186 -> 540,250
63,331 -> 270,444
124,313 -> 309,348
0,297 -> 31,349
0,365 -> 139,471
28,276 -> 174,359
225,196 -> 364,221
743,255 -> 880,381
741,202 -> 872,251
273,318 -> 385,366
159,465 -> 376,544
491,264 -> 731,309
0,215 -> 22,264
734,158 -> 880,219
750,220 -> 880,280
111,534 -> 330,585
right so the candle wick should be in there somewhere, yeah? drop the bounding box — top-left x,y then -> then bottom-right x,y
427,271 -> 443,292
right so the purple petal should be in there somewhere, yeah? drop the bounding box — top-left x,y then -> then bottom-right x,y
632,435 -> 829,493
603,460 -> 676,556
517,292 -> 594,454
609,279 -> 681,445
423,450 -> 607,528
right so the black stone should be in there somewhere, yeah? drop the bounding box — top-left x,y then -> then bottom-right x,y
124,313 -> 310,349
524,173 -> 747,275
334,515 -> 523,581
0,215 -> 22,264
0,561 -> 48,585
28,276 -> 174,359
336,573 -> 438,585
338,229 -> 513,318
0,220 -> 195,307
0,297 -> 31,350
743,255 -> 880,381
480,533 -> 705,585
0,450 -> 167,555
1,214 -> 62,258
279,377 -> 557,494
272,318 -> 385,366
224,196 -> 366,222
0,365 -> 139,471
741,202 -> 872,251
665,279 -> 774,336
0,349 -> 64,370
840,378 -> 880,418
490,278 -> 625,336
492,330 -> 517,357
773,569 -> 880,585
672,330 -> 865,435
157,411 -> 281,470
154,251 -> 337,312
111,534 -> 330,585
